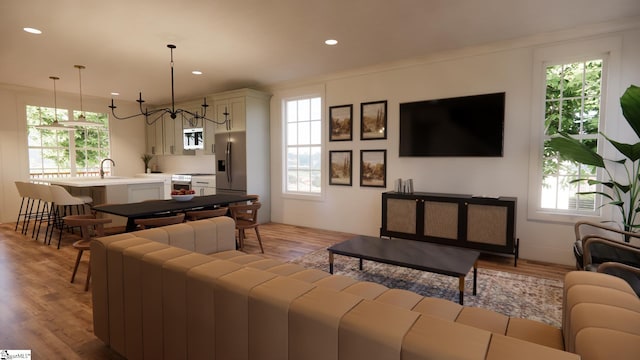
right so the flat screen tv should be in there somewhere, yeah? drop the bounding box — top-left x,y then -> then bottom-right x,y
399,92 -> 505,157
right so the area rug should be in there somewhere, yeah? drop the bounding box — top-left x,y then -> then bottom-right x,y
291,249 -> 563,328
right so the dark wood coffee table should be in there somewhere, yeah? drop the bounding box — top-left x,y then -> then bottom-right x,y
328,235 -> 480,304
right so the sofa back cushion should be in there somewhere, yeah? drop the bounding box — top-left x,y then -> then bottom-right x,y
129,216 -> 236,254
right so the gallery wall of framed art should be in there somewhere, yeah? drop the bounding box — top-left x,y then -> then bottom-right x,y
329,104 -> 353,141
328,100 -> 387,188
329,150 -> 352,186
360,100 -> 387,140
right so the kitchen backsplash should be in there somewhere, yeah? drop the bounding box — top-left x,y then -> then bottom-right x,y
154,153 -> 216,174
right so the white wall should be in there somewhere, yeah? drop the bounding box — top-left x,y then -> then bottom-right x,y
268,24 -> 640,266
2,21 -> 638,266
0,83 -> 146,223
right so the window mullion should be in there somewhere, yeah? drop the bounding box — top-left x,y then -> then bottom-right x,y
284,96 -> 322,195
69,125 -> 77,176
540,58 -> 603,215
26,106 -> 110,179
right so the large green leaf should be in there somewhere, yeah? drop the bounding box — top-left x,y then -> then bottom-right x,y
548,84 -> 640,236
576,190 -> 614,200
547,134 -> 605,168
605,136 -> 640,161
621,85 -> 640,139
610,180 -> 632,194
585,179 -> 614,190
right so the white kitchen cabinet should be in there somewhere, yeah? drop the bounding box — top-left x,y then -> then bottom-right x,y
213,93 -> 246,133
191,175 -> 216,196
203,114 -> 216,154
145,120 -> 164,155
163,114 -> 183,155
147,100 -> 208,155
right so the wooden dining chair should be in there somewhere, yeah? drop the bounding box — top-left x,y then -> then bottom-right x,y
134,213 -> 185,230
233,195 -> 260,221
185,207 -> 228,221
229,202 -> 263,253
63,214 -> 112,291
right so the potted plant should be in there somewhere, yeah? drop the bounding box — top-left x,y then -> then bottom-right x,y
141,153 -> 154,173
547,85 -> 640,237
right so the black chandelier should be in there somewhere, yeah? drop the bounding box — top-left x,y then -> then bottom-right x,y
108,44 -> 227,127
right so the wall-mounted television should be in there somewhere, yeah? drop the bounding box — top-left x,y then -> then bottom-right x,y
399,92 -> 505,157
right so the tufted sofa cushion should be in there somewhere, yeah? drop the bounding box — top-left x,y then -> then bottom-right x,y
91,218 -> 640,360
562,270 -> 640,359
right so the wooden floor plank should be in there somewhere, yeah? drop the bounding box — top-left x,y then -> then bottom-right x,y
0,221 -> 573,358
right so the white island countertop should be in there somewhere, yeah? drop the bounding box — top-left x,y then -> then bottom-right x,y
42,176 -> 164,187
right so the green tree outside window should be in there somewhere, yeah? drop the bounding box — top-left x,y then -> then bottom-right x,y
27,105 -> 110,178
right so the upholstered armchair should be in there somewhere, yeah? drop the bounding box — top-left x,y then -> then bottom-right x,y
582,235 -> 640,296
573,221 -> 640,269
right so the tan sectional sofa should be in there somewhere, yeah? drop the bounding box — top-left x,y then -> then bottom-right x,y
91,217 -> 640,360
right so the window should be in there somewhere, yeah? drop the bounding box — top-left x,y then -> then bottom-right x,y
284,96 -> 322,195
27,105 -> 110,179
537,58 -> 605,216
527,37 -> 621,223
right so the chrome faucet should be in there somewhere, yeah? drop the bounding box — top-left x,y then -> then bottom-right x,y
100,158 -> 115,179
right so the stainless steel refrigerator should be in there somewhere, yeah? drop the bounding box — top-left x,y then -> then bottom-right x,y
215,131 -> 247,195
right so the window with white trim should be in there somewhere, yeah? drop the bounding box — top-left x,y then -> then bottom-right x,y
284,96 -> 322,195
540,58 -> 605,214
27,105 -> 111,179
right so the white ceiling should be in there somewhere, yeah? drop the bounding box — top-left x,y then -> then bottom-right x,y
1,0 -> 639,106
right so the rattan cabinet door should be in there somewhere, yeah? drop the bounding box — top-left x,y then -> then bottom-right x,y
386,198 -> 417,234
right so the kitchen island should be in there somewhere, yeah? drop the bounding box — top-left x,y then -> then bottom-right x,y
42,176 -> 165,227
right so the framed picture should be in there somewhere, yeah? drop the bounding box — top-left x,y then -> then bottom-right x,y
360,100 -> 387,140
329,150 -> 353,186
329,104 -> 353,141
360,149 -> 386,187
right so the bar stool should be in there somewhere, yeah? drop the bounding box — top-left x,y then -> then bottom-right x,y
49,185 -> 93,248
14,181 -> 36,234
14,181 -> 30,233
31,183 -> 54,241
63,215 -> 112,291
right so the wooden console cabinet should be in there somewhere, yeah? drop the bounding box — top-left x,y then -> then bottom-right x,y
380,192 -> 519,265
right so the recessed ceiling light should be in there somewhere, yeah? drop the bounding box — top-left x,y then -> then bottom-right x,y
110,92 -> 120,96
23,27 -> 42,35
192,70 -> 203,75
325,39 -> 338,46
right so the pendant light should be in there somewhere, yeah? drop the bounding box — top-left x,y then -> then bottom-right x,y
36,76 -> 75,131
65,64 -> 102,127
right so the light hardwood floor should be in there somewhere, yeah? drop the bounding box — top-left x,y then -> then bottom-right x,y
0,221 -> 573,359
